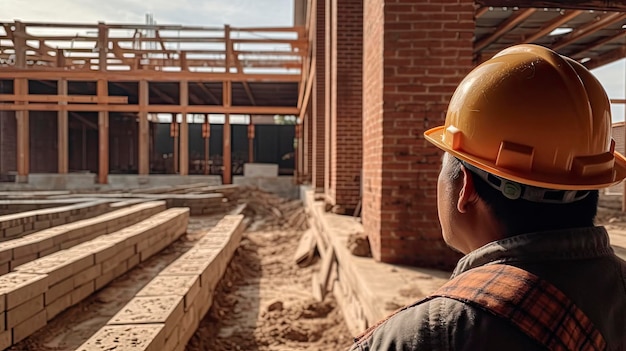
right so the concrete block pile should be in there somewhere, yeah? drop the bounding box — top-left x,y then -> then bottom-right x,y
0,207 -> 189,350
78,214 -> 245,351
0,201 -> 167,273
0,201 -> 111,240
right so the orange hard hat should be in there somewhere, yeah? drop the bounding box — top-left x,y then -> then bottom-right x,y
424,44 -> 626,190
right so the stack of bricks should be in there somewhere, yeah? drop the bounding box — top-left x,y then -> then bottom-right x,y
0,201 -> 167,274
0,199 -> 79,215
0,207 -> 189,350
77,214 -> 245,351
157,194 -> 226,216
0,200 -> 111,240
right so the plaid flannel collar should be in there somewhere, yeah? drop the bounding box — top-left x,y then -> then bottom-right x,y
452,226 -> 614,278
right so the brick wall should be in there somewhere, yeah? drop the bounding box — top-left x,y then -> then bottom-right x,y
0,111 -> 17,175
362,0 -> 474,268
312,0 -> 326,192
30,112 -> 58,173
329,0 -> 363,212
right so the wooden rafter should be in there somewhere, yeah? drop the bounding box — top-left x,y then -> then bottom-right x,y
551,12 -> 626,51
476,6 -> 490,19
571,29 -> 626,59
476,0 -> 626,11
475,8 -> 537,52
195,82 -> 220,105
583,45 -> 626,70
522,10 -> 583,43
226,29 -> 257,106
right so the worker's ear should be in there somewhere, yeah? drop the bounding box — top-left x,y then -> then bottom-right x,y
457,166 -> 479,213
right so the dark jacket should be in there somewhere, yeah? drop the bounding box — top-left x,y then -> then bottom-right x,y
349,227 -> 626,350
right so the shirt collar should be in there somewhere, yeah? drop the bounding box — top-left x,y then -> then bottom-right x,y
451,226 -> 614,278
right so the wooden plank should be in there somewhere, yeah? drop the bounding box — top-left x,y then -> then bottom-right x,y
58,79 -> 68,174
97,79 -> 109,184
0,71 -> 302,82
293,229 -> 317,267
318,246 -> 335,300
138,80 -> 149,176
0,94 -> 128,104
180,81 -> 189,176
0,103 -> 299,115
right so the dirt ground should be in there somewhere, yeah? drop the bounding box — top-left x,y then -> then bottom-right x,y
187,195 -> 353,351
9,191 -> 353,351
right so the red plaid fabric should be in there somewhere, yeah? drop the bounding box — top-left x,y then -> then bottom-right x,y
432,264 -> 606,351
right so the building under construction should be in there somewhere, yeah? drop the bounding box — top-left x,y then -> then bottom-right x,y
0,0 -> 626,349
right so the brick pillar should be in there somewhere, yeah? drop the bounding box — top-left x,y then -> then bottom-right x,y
327,0 -> 363,213
362,0 -> 474,268
312,0 -> 326,191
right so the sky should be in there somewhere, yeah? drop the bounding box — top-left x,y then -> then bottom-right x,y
2,1 -> 626,122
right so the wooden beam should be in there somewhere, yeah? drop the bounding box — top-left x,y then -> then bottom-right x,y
180,81 -> 189,176
476,0 -> 626,11
0,71 -> 302,82
571,29 -> 626,59
223,25 -> 233,185
583,45 -> 626,70
98,22 -> 108,72
204,114 -> 210,175
58,79 -> 68,174
522,10 -> 583,43
195,82 -> 220,105
0,94 -> 128,103
97,79 -> 109,184
551,12 -> 626,51
71,112 -> 97,129
476,7 -> 489,19
138,80 -> 149,176
475,8 -> 537,52
0,103 -> 299,115
13,21 -> 27,69
15,78 -> 29,183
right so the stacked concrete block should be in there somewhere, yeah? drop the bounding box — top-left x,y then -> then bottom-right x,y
0,201 -> 167,272
0,272 -> 48,349
76,325 -> 166,351
0,199 -> 81,215
0,200 -> 110,240
0,208 -> 189,350
76,214 -> 245,351
159,194 -> 226,216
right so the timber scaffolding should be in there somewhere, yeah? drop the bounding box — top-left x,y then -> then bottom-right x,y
0,14 -> 316,185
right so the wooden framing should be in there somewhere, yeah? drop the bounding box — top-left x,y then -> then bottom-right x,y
476,0 -> 626,11
0,20 -> 306,183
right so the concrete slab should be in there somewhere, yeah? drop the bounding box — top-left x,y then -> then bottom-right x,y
76,324 -> 166,351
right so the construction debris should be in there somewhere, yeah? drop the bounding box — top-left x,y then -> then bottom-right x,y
347,231 -> 372,257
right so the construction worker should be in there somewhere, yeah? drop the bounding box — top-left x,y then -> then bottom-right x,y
349,44 -> 626,350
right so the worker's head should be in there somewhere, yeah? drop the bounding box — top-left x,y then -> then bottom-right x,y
425,44 -> 626,253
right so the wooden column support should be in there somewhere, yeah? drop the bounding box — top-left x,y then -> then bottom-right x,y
15,78 -> 29,183
223,24 -> 233,185
58,79 -> 68,174
138,80 -> 149,176
179,81 -> 189,176
97,79 -> 109,184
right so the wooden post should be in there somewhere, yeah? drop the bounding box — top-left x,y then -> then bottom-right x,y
15,79 -> 29,183
14,22 -> 29,183
97,23 -> 109,185
138,80 -> 149,176
172,115 -> 179,174
58,79 -> 68,174
203,114 -> 210,175
179,81 -> 189,176
97,79 -> 109,184
223,25 -> 232,184
248,123 -> 255,163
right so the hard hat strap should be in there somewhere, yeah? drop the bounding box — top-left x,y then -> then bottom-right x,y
459,161 -> 590,204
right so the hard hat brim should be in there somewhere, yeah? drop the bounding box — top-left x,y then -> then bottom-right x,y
424,125 -> 626,190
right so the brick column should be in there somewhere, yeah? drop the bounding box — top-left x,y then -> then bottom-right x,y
362,0 -> 474,268
327,0 -> 363,213
311,0 -> 326,192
